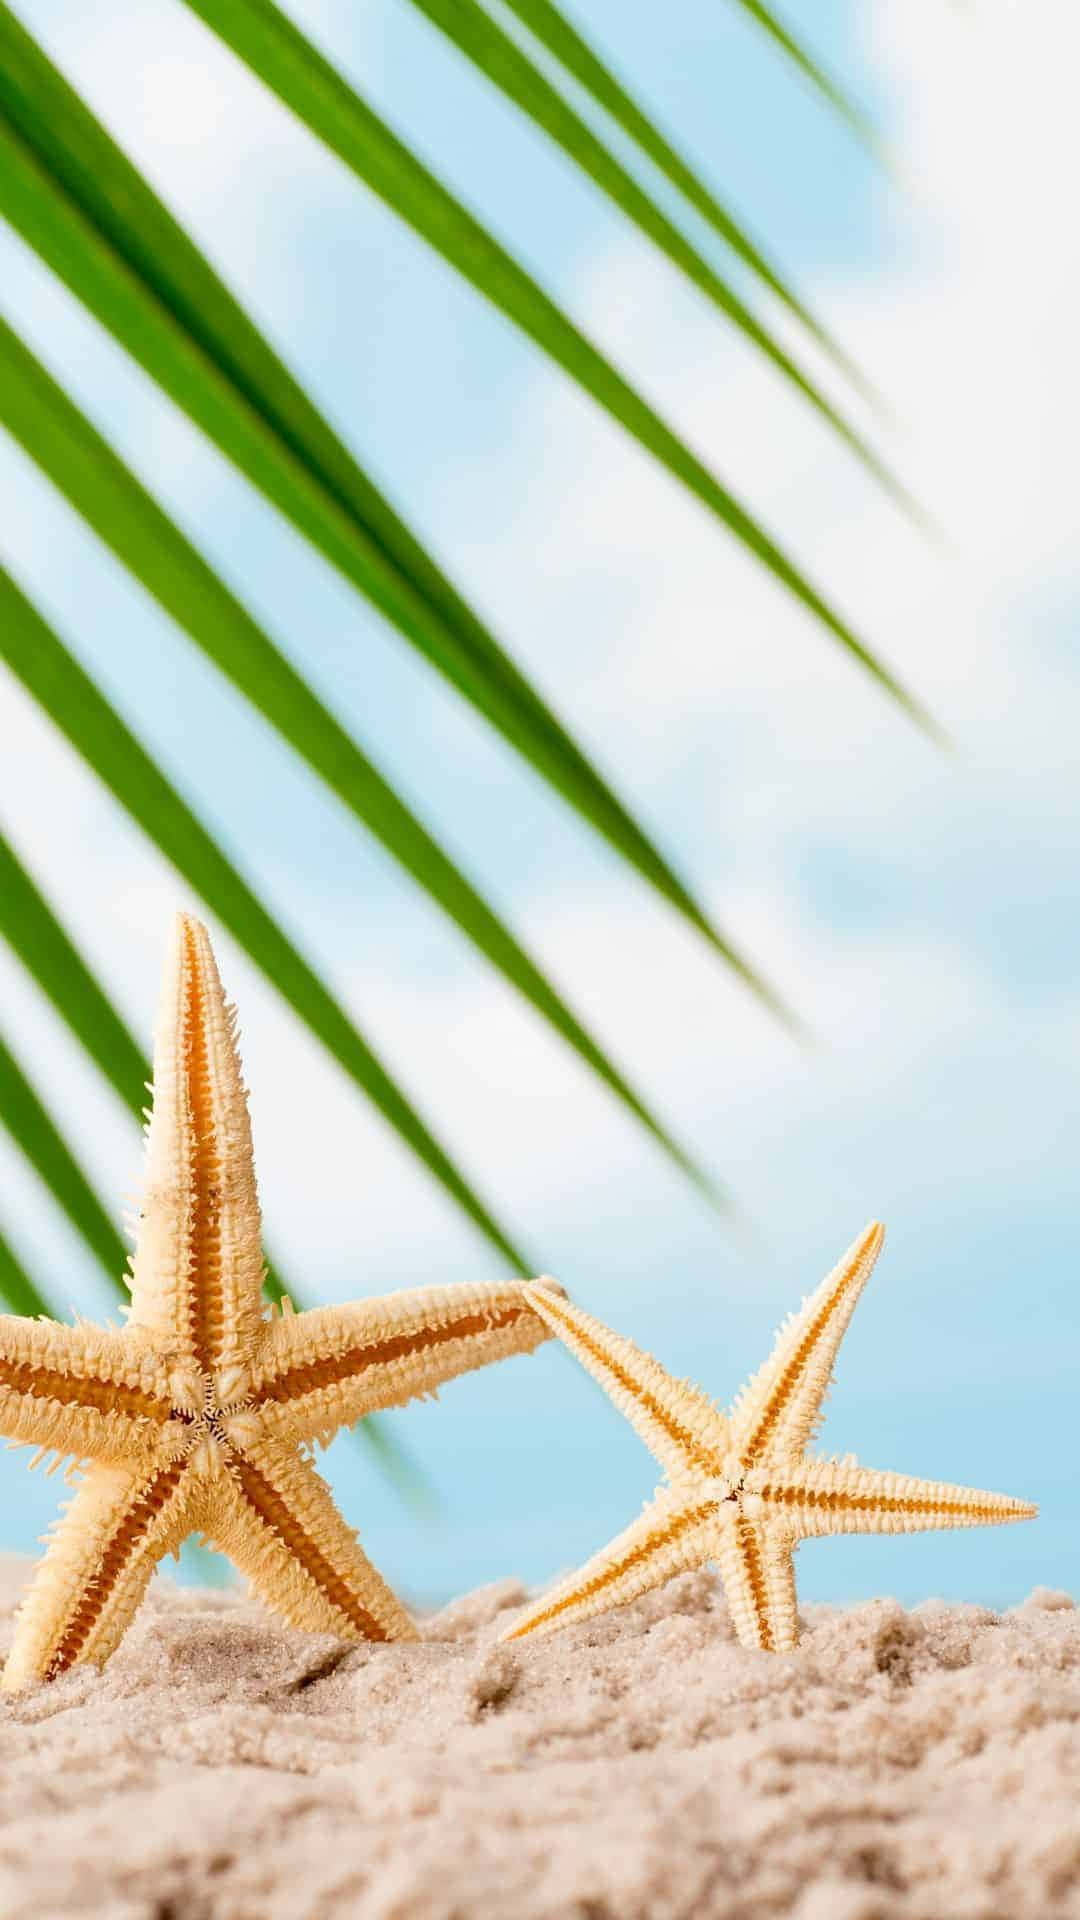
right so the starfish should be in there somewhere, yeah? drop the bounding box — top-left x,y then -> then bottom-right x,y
505,1224 -> 1037,1651
0,913 -> 556,1688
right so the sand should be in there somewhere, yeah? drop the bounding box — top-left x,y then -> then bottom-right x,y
1,1556 -> 1078,1920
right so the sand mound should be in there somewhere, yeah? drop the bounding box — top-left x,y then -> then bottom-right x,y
1,1555 -> 1078,1918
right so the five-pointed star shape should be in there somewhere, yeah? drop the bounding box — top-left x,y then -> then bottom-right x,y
0,914 -> 555,1689
505,1224 -> 1037,1652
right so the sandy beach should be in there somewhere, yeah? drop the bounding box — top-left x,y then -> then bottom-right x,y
1,1554 -> 1077,1919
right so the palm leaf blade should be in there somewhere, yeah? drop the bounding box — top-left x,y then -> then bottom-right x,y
0,1029 -> 128,1292
0,826 -> 147,1114
180,0 -> 926,719
419,0 -> 883,418
725,0 -> 883,160
0,562 -> 532,1274
0,2 -> 783,992
0,1222 -> 53,1319
0,320 -> 726,1195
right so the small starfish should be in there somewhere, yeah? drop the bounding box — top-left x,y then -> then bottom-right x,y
505,1224 -> 1037,1651
0,913 -> 556,1688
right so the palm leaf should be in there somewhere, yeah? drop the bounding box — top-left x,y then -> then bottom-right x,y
0,3 -> 827,991
0,2 -> 921,1543
497,0 -> 878,402
177,0 -> 926,721
724,0 -> 883,161
0,321 -> 727,1196
0,825 -> 148,1119
0,1029 -> 129,1293
0,1221 -> 53,1319
0,9 -> 735,990
0,560 -> 533,1275
403,0 -> 904,498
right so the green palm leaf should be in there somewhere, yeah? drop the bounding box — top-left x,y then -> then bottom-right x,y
0,1 -> 818,997
403,0 -> 904,499
0,11 -> 731,994
497,0 -> 878,402
181,0 -> 928,719
0,2 -> 927,1550
0,1029 -> 129,1294
725,0 -> 883,162
0,1221 -> 53,1320
0,560 -> 533,1275
0,827 -> 148,1121
0,320 -> 726,1195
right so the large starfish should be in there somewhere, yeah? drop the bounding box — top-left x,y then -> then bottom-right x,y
506,1224 -> 1036,1651
0,914 -> 555,1688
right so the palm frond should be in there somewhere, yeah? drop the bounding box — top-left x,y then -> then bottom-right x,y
0,4 -> 933,1334
178,0 -> 926,719
0,1 -> 852,986
497,0 -> 879,403
0,1029 -> 128,1294
0,1 -> 931,1555
0,1220 -> 53,1319
402,0 -> 903,497
0,560 -> 533,1274
724,0 -> 884,162
0,320 -> 731,1195
0,826 -> 147,1117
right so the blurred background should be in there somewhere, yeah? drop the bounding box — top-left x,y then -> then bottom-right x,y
0,0 -> 1076,1614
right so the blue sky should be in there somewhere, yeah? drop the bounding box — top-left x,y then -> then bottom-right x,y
0,0 -> 1077,1616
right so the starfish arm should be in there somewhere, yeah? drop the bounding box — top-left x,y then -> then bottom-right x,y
519,1284 -> 729,1484
2,1455 -> 197,1691
713,1506 -> 799,1653
728,1222 -> 884,1470
251,1278 -> 557,1447
0,1315 -> 173,1463
127,915 -> 265,1374
749,1456 -> 1038,1538
503,1487 -> 722,1641
207,1437 -> 415,1642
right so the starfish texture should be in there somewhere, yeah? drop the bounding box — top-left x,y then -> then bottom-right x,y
0,914 -> 555,1688
506,1224 -> 1037,1652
